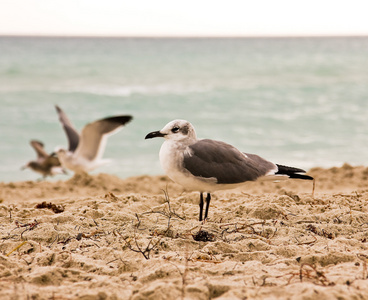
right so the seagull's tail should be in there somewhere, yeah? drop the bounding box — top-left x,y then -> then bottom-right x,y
275,164 -> 313,180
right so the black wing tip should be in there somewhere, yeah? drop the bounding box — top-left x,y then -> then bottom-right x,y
276,164 -> 306,173
105,115 -> 133,125
276,164 -> 314,180
289,174 -> 314,180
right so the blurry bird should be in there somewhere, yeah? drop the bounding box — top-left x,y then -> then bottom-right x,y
55,105 -> 132,173
22,140 -> 66,179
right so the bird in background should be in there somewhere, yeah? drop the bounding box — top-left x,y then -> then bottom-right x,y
22,140 -> 66,179
55,105 -> 133,174
145,119 -> 313,221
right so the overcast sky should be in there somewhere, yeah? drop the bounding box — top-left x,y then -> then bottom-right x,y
1,0 -> 368,37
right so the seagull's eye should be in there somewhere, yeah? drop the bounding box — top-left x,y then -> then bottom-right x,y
171,126 -> 180,133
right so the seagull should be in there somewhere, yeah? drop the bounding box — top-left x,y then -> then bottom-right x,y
145,119 -> 313,221
55,105 -> 132,173
22,140 -> 66,179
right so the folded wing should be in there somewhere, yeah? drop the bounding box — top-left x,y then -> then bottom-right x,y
183,139 -> 278,184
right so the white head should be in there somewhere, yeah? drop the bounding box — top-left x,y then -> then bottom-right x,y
53,146 -> 65,155
145,119 -> 197,142
53,147 -> 71,164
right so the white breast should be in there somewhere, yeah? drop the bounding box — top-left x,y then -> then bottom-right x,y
159,140 -> 219,192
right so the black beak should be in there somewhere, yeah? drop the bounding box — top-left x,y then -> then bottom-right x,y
145,131 -> 166,139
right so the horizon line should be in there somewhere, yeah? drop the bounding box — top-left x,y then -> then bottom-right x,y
1,33 -> 368,39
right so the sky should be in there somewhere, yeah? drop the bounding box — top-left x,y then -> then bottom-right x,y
1,0 -> 368,37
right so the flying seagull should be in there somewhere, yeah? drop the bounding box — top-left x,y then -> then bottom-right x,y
55,105 -> 132,173
145,119 -> 313,221
22,140 -> 65,179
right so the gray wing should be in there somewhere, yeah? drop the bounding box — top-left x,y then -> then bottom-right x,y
183,139 -> 277,184
75,115 -> 132,161
30,140 -> 49,160
55,105 -> 80,152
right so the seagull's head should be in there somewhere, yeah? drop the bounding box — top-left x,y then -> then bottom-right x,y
53,147 -> 68,159
145,119 -> 197,142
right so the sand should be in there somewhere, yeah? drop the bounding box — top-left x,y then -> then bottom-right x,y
1,164 -> 368,299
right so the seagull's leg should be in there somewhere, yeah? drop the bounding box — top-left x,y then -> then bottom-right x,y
204,193 -> 211,220
199,193 -> 204,221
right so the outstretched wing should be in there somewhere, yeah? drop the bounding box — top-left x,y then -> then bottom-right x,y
183,139 -> 277,184
30,140 -> 49,160
75,115 -> 132,161
55,105 -> 80,152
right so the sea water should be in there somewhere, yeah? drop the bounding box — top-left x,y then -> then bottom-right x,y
1,37 -> 367,182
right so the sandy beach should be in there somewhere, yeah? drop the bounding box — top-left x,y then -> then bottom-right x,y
1,164 -> 368,299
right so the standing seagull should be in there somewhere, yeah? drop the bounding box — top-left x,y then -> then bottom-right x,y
22,140 -> 65,179
145,120 -> 313,221
55,105 -> 132,173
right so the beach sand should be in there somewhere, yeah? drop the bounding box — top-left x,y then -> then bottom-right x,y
1,164 -> 368,299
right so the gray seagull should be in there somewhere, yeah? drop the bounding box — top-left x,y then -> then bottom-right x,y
55,105 -> 132,173
145,119 -> 313,221
22,140 -> 65,179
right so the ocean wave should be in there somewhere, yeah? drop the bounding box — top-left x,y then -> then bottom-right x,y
60,84 -> 212,97
0,84 -> 212,96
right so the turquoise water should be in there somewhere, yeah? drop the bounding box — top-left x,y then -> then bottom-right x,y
1,37 -> 368,182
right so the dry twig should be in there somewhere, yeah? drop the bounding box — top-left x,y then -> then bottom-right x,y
278,263 -> 334,286
141,189 -> 186,221
123,228 -> 163,260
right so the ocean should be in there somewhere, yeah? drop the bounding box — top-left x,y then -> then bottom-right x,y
1,36 -> 367,182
